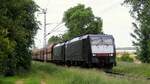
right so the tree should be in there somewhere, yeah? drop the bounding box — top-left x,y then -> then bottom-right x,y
124,0 -> 150,63
48,36 -> 62,44
0,0 -> 39,75
63,4 -> 103,40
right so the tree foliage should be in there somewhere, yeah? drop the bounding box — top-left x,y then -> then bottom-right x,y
124,0 -> 150,63
118,53 -> 134,62
0,0 -> 39,75
48,36 -> 62,44
48,4 -> 103,43
62,4 -> 103,40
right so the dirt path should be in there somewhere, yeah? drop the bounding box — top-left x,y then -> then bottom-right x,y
16,80 -> 23,84
41,80 -> 46,84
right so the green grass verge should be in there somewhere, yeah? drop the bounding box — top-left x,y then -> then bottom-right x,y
0,61 -> 150,84
113,61 -> 150,78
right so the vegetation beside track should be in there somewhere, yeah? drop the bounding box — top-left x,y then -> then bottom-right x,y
113,61 -> 150,78
0,61 -> 150,84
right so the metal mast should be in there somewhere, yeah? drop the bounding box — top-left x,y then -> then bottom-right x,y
39,8 -> 47,62
42,9 -> 47,48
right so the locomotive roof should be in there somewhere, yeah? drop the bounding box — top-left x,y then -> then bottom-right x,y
54,43 -> 65,47
66,34 -> 114,44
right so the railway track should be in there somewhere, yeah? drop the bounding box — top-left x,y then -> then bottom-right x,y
105,70 -> 150,80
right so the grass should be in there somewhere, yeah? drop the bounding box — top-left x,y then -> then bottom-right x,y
0,61 -> 150,84
113,61 -> 150,78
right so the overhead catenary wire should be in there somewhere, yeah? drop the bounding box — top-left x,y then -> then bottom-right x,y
49,24 -> 66,34
48,22 -> 63,33
45,22 -> 65,36
47,23 -> 65,35
99,0 -> 122,15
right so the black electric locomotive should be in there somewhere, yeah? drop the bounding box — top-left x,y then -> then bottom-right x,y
32,34 -> 116,69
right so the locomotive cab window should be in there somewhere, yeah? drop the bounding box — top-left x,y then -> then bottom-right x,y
90,35 -> 114,57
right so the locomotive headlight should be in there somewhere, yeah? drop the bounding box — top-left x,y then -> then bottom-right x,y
93,53 -> 96,56
110,53 -> 113,56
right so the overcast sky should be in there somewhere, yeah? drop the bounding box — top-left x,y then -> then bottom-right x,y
34,0 -> 134,48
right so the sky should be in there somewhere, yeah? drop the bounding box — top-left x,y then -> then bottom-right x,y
34,0 -> 134,48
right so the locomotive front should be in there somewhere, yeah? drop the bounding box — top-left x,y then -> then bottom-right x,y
89,35 -> 116,68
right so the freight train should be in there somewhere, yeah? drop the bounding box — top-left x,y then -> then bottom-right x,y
32,34 -> 116,69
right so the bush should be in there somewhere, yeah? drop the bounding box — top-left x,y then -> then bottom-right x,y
118,53 -> 134,62
0,0 -> 38,76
